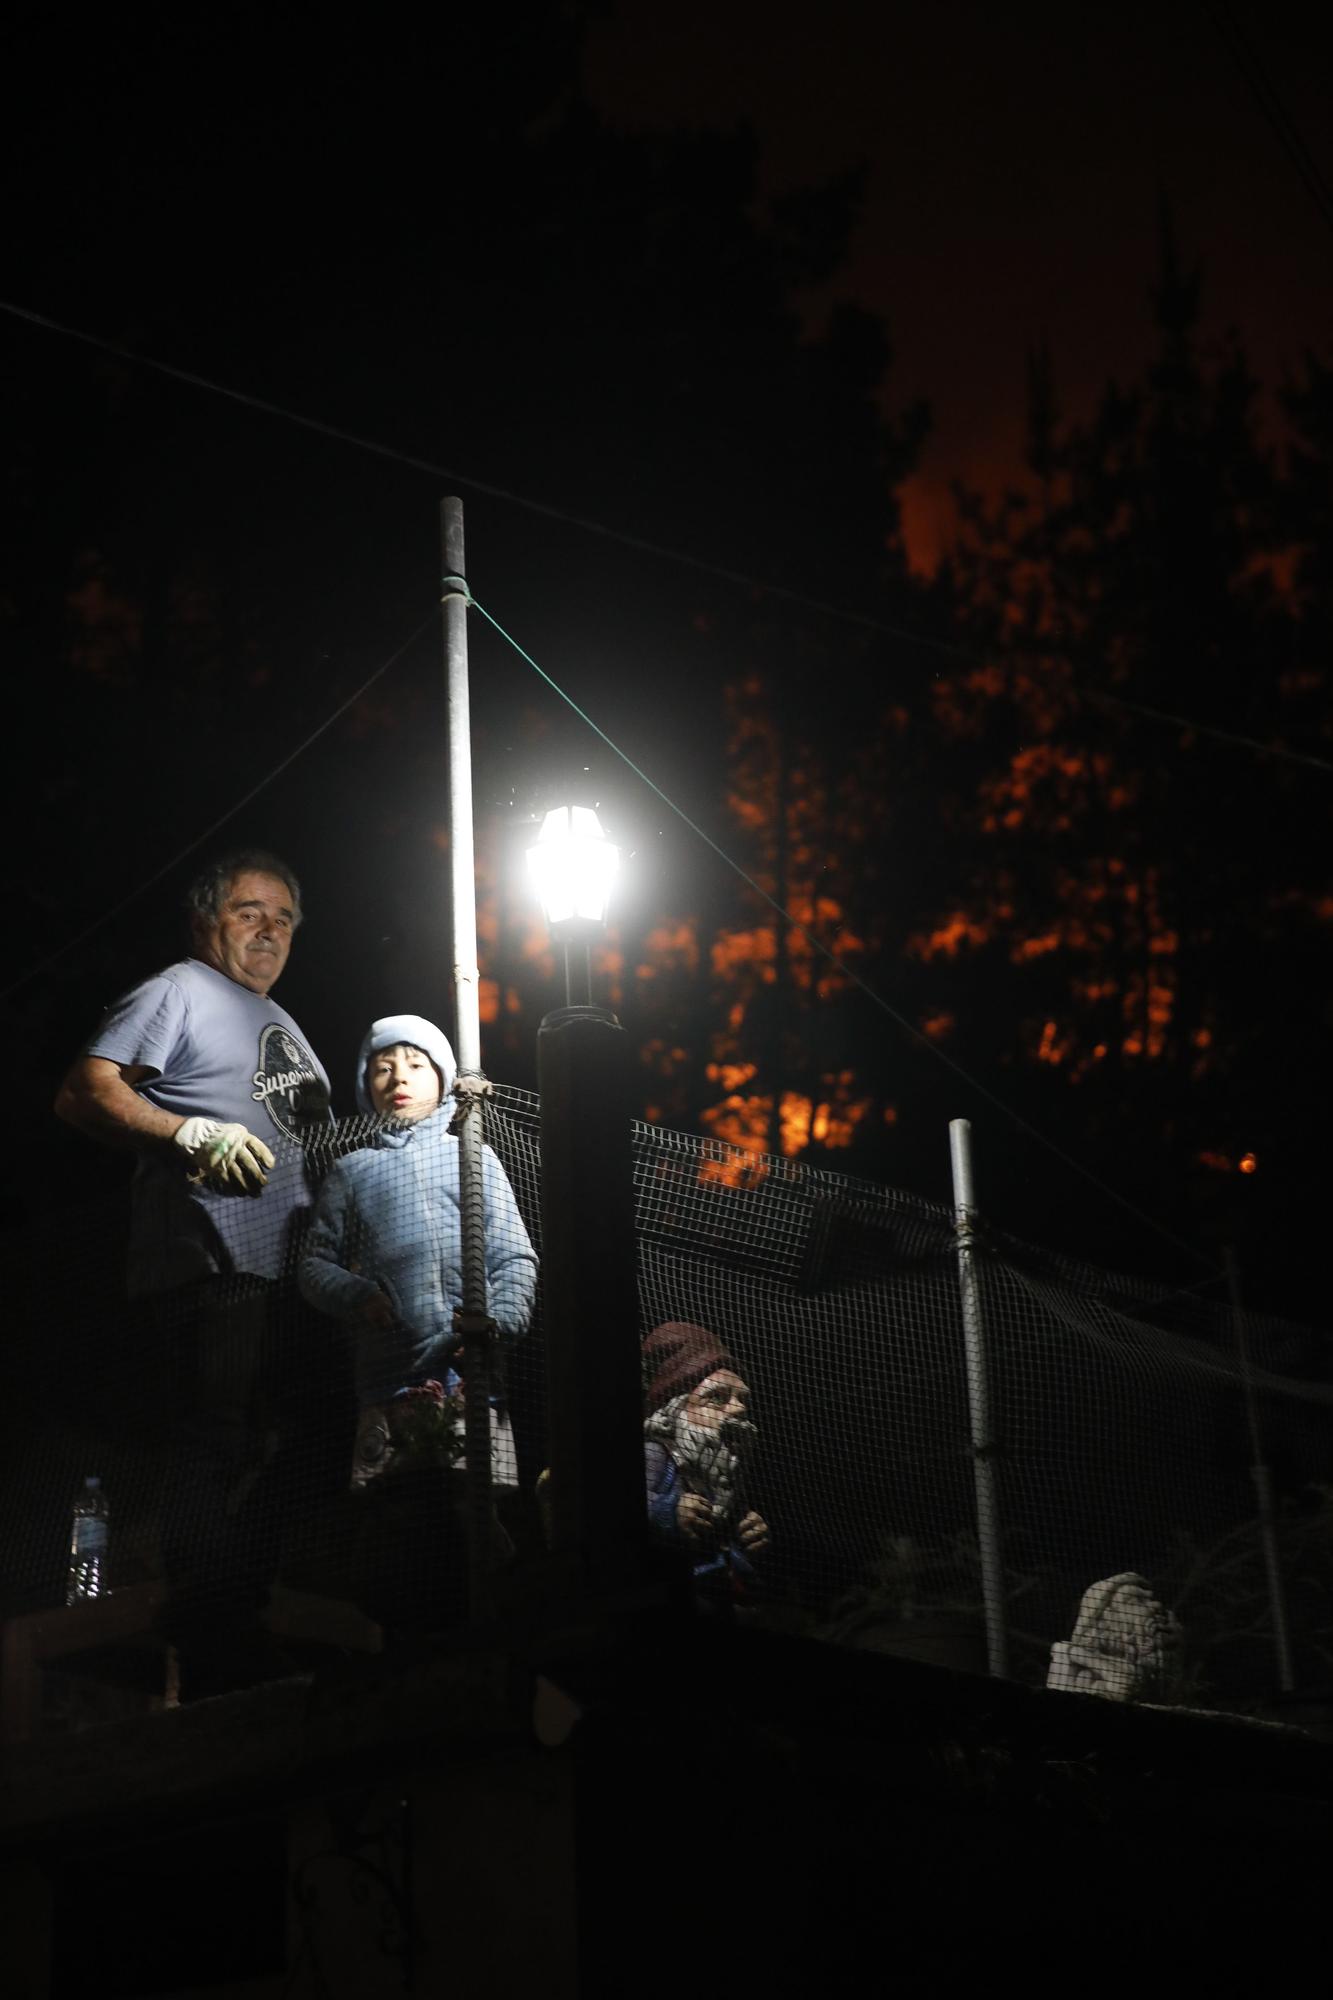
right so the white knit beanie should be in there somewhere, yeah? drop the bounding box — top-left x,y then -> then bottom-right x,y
355,1014 -> 458,1113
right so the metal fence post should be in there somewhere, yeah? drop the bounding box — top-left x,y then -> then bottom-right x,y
441,496 -> 494,1618
948,1119 -> 1009,1679
1225,1248 -> 1296,1694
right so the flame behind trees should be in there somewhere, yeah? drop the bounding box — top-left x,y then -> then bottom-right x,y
17,84 -> 1327,1292
662,224 -> 1330,1270
923,228 -> 1329,1174
695,666 -> 888,1168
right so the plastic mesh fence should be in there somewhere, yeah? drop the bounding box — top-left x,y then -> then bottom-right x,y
486,1082 -> 1333,1703
5,1081 -> 1332,1728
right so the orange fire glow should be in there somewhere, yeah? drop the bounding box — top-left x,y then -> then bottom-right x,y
780,1093 -> 813,1153
640,920 -> 700,975
706,1062 -> 755,1095
697,1151 -> 771,1190
711,927 -> 778,981
699,1095 -> 773,1178
1035,1019 -> 1070,1065
907,912 -> 990,961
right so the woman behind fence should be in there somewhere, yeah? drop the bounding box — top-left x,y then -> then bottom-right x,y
298,1015 -> 537,1497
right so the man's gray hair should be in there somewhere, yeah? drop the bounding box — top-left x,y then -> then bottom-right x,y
186,850 -> 303,931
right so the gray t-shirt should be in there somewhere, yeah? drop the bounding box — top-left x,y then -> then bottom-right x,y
87,957 -> 330,1295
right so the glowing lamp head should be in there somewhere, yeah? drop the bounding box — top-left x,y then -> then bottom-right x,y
527,806 -> 618,928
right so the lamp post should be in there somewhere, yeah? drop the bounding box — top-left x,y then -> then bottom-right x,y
528,804 -> 648,1587
526,806 -> 619,1009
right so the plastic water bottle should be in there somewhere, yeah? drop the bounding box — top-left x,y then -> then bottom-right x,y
66,1476 -> 110,1605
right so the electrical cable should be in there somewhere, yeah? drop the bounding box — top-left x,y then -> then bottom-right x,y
0,295 -> 1317,1262
0,610 -> 437,1004
2,295 -> 1328,780
0,539 -> 1238,1279
467,588 -> 1224,1276
1085,687 -> 1333,775
1203,1 -> 1333,241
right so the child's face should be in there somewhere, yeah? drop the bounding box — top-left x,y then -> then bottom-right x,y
367,1044 -> 442,1122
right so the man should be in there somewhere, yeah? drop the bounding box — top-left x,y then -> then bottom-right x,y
55,849 -> 339,1689
641,1320 -> 770,1612
56,852 -> 325,1287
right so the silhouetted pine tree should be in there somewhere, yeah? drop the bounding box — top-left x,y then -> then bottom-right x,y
916,214 -> 1331,1291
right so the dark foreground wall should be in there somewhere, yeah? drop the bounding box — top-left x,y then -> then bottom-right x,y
2,1611 -> 1331,1997
569,1623 -> 1333,1992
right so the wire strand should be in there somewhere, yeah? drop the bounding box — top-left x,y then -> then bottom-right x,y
3,295 -> 1328,780
1083,687 -> 1333,775
1,611 -> 436,1004
1204,1 -> 1333,240
468,592 -> 1222,1276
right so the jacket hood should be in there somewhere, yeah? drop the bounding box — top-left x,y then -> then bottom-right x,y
355,1014 -> 458,1113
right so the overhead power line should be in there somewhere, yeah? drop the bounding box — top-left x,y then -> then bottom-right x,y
467,587 -> 1223,1279
0,611 -> 437,1004
1204,1 -> 1333,242
2,296 -> 1329,779
1085,689 -> 1333,775
3,535 -> 1225,1276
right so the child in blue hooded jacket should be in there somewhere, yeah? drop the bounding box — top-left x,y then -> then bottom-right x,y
299,1014 -> 537,1485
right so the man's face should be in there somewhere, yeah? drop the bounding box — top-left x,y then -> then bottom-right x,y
366,1044 -> 442,1122
195,871 -> 296,995
684,1370 -> 751,1432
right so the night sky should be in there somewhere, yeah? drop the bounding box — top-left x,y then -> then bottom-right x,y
587,4 -> 1331,555
3,2 -> 1330,1324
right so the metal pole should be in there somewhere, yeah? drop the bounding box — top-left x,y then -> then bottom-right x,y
948,1119 -> 1009,1678
441,497 -> 493,1617
561,937 -> 591,1009
1224,1247 -> 1295,1694
539,1006 -> 651,1593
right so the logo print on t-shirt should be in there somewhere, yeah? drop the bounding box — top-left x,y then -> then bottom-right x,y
252,1023 -> 321,1140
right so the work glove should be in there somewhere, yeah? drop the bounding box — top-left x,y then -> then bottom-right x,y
173,1116 -> 275,1192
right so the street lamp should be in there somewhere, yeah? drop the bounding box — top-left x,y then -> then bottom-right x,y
526,806 -> 619,1008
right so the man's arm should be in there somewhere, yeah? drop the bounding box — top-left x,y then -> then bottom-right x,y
54,1056 -> 185,1151
55,1055 -> 275,1190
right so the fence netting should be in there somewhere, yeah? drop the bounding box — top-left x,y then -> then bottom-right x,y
4,1081 -> 1332,1728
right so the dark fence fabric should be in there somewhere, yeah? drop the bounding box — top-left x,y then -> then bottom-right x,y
4,1085 -> 1331,1715
488,1086 -> 1333,1700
